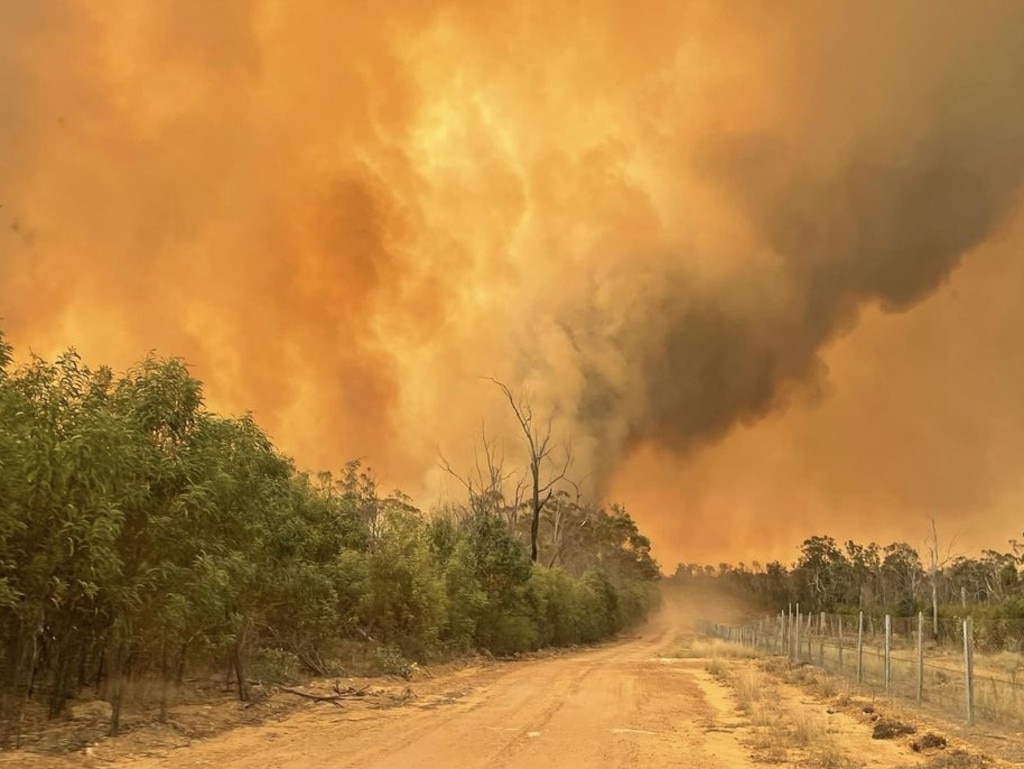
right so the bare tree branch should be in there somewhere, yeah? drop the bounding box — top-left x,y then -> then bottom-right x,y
439,421 -> 526,522
486,377 -> 574,562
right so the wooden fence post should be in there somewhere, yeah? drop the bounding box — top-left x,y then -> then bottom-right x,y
796,605 -> 801,662
916,612 -> 924,705
857,611 -> 864,685
884,615 -> 892,693
963,618 -> 975,726
788,607 -> 794,660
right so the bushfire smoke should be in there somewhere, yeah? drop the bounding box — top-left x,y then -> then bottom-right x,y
3,1 -> 1024,564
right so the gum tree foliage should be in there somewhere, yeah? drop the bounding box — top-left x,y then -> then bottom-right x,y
793,536 -> 849,612
0,332 -> 660,744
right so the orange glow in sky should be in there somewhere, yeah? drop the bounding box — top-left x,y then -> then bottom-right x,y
3,1 -> 1024,567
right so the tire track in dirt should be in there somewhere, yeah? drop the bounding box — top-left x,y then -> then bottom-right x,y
99,604 -> 762,769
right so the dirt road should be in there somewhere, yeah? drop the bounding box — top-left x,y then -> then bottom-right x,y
123,612 -> 748,769
3,596 -> 1011,769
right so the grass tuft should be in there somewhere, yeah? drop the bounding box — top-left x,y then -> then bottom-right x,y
734,671 -> 765,712
816,742 -> 862,769
705,657 -> 730,679
791,711 -> 821,747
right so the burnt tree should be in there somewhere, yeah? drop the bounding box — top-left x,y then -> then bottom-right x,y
489,379 -> 570,562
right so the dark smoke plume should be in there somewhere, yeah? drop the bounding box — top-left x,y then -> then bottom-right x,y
550,2 -> 1024,486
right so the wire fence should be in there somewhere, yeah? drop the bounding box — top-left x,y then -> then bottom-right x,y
701,610 -> 1024,729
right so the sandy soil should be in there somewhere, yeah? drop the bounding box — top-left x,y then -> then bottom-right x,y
1,595 -> 1016,769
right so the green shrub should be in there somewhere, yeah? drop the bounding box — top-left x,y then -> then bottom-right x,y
372,645 -> 414,678
251,648 -> 303,684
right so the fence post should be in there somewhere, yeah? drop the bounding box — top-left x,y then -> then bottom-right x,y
963,618 -> 975,726
916,611 -> 924,706
788,607 -> 794,660
779,610 -> 785,655
796,605 -> 801,662
884,615 -> 892,693
857,611 -> 864,685
820,611 -> 825,635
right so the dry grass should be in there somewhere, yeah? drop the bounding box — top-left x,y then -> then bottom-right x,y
811,672 -> 840,699
734,671 -> 766,713
977,650 -> 1024,677
705,657 -> 730,680
783,663 -> 821,687
728,667 -> 839,765
900,750 -> 992,769
747,719 -> 789,764
750,701 -> 776,729
741,677 -> 854,768
833,684 -> 853,708
790,711 -> 820,747
683,638 -> 760,660
759,656 -> 791,676
816,741 -> 862,769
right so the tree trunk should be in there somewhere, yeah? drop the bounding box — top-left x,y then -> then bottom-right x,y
233,643 -> 250,703
530,459 -> 540,562
158,642 -> 171,723
175,640 -> 190,686
47,645 -> 70,720
108,642 -> 125,737
232,619 -> 252,703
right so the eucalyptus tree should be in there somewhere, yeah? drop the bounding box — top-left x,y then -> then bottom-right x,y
845,540 -> 883,610
881,542 -> 925,614
793,536 -> 850,612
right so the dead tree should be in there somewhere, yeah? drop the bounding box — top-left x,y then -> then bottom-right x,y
926,518 -> 956,640
546,479 -> 584,569
488,379 -> 571,562
439,424 -> 526,529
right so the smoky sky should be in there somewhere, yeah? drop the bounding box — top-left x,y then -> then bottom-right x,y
3,1 -> 1024,565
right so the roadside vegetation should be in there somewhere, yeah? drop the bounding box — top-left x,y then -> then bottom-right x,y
0,330 -> 659,744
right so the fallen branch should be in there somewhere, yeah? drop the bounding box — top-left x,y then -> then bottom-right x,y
333,682 -> 371,697
277,686 -> 345,707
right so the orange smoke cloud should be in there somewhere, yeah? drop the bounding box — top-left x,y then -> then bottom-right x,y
3,1 -> 1024,566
